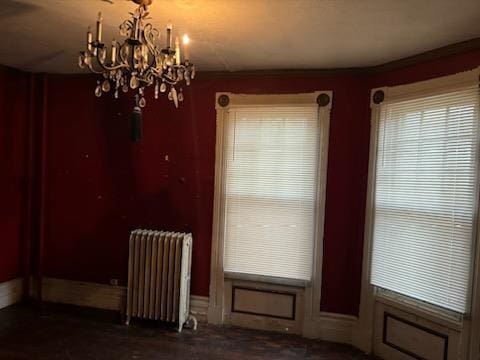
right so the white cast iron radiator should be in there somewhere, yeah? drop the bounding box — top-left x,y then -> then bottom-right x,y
125,229 -> 197,332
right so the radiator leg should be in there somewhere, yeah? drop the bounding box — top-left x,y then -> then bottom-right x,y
125,316 -> 131,326
186,314 -> 198,331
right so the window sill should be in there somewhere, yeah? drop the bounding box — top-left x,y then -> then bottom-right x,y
375,288 -> 464,331
224,272 -> 310,288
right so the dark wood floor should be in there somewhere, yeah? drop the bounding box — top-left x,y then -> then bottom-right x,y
0,303 -> 373,359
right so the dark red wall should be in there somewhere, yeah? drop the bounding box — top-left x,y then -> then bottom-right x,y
0,67 -> 29,283
40,49 -> 480,316
42,73 -> 371,315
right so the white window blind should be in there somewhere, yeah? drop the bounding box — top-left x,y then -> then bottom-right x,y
371,85 -> 480,313
223,106 -> 319,281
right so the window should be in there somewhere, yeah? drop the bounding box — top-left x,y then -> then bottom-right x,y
222,104 -> 321,282
370,81 -> 480,314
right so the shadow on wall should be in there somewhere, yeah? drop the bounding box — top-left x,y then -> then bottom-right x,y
56,190 -> 185,286
43,78 -> 204,293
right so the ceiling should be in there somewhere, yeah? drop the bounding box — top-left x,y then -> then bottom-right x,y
1,0 -> 480,74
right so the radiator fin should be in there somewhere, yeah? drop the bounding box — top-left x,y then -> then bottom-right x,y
172,237 -> 182,322
148,235 -> 157,319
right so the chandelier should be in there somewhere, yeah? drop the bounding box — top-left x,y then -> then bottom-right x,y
78,0 -> 195,140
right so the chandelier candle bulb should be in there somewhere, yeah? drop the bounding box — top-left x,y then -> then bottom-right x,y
142,45 -> 148,63
175,37 -> 181,65
87,27 -> 93,51
182,34 -> 190,61
96,12 -> 103,43
111,40 -> 117,64
133,18 -> 140,40
166,23 -> 172,48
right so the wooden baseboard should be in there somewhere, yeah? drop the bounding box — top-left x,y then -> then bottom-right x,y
208,295 -> 358,344
40,277 -> 209,320
303,312 -> 358,344
0,278 -> 23,310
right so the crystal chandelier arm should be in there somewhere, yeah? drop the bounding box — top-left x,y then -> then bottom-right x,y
141,24 -> 163,74
84,47 -> 130,74
140,75 -> 154,87
143,24 -> 159,54
94,50 -> 130,72
85,60 -> 106,75
96,60 -> 130,72
161,72 -> 180,85
119,19 -> 135,38
119,43 -> 132,67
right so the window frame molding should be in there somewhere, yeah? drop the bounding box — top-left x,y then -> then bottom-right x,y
354,67 -> 480,360
208,91 -> 333,331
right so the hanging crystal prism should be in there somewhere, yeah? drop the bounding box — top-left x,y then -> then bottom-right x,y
95,85 -> 102,97
130,75 -> 139,89
102,80 -> 111,92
